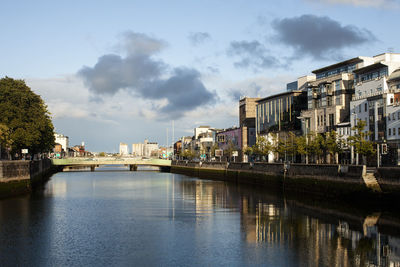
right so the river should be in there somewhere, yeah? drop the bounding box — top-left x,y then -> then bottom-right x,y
0,166 -> 399,266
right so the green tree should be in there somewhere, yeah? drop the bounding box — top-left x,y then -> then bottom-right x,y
347,119 -> 375,165
308,133 -> 325,163
325,130 -> 343,164
0,124 -> 13,159
0,77 -> 55,157
251,135 -> 272,161
296,134 -> 310,164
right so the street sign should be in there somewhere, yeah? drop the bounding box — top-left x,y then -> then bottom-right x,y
21,149 -> 28,154
215,149 -> 223,157
232,151 -> 238,157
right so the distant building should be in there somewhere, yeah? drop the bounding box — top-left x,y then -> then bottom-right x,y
143,139 -> 158,157
194,126 -> 211,139
54,133 -> 69,152
131,139 -> 159,157
239,97 -> 260,162
216,127 -> 242,162
119,143 -> 129,155
132,143 -> 144,157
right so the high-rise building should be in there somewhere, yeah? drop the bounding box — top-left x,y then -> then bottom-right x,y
119,143 -> 129,155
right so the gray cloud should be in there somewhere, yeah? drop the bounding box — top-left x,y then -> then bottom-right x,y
228,40 -> 281,71
141,68 -> 217,118
188,32 -> 211,46
271,15 -> 376,59
78,31 -> 216,119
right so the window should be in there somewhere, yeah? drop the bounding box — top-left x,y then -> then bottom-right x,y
389,113 -> 391,121
365,103 -> 367,112
336,95 -> 342,105
391,97 -> 394,104
335,80 -> 341,91
393,113 -> 396,120
359,104 -> 361,112
389,128 -> 392,136
317,116 -> 320,126
394,128 -> 397,136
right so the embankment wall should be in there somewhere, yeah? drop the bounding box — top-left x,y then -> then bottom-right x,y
171,161 -> 382,198
0,159 -> 57,198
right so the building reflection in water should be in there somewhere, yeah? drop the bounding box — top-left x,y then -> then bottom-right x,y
177,178 -> 400,267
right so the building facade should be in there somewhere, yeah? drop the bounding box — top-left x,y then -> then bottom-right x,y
350,53 -> 400,165
119,143 -> 129,156
216,127 -> 242,161
239,97 -> 260,162
54,133 -> 69,152
301,56 -> 375,135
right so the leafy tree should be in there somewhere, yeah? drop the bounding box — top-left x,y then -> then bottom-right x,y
0,124 -> 13,159
308,132 -> 325,163
0,77 -> 55,157
325,130 -> 343,164
347,119 -> 375,165
98,152 -> 106,157
251,135 -> 272,161
296,134 -> 310,164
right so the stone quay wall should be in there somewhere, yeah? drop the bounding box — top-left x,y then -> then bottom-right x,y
171,161 -> 381,198
0,159 -> 56,198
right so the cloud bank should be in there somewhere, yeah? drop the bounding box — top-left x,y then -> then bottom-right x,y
271,15 -> 376,59
78,32 -> 217,119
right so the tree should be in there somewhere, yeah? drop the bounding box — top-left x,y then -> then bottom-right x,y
307,132 -> 325,163
296,134 -> 310,164
251,135 -> 272,161
348,119 -> 375,165
0,124 -> 13,159
325,130 -> 343,164
0,77 -> 55,157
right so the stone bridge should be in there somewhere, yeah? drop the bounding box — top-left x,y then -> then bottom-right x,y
51,158 -> 171,171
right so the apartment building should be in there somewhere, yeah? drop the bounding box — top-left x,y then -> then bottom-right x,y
386,68 -> 400,165
350,53 -> 400,165
301,56 -> 375,135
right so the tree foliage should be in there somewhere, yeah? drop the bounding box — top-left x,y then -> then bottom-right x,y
347,119 -> 375,164
0,77 -> 55,156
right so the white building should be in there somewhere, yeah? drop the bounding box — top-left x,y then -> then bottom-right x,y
143,139 -> 158,157
132,143 -> 144,157
132,139 -> 159,157
386,68 -> 400,165
119,142 -> 129,156
194,126 -> 211,139
350,54 -> 400,140
55,133 -> 69,151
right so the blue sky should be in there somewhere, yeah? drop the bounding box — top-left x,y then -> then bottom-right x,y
1,0 -> 399,152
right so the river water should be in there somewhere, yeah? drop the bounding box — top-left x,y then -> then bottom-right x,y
0,166 -> 400,266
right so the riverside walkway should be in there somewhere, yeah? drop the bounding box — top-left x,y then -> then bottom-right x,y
52,158 -> 171,171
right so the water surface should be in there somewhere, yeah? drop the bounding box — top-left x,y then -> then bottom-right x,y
0,166 -> 399,266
